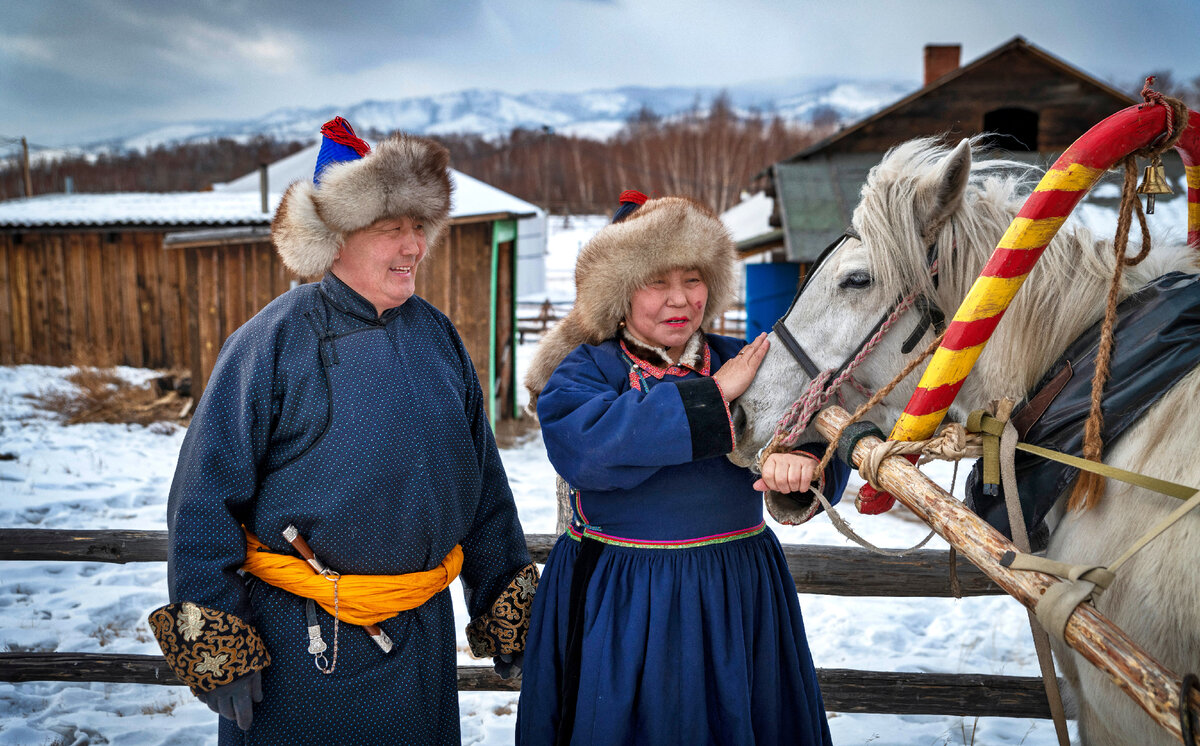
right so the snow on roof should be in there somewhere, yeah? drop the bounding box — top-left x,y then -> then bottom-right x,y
0,191 -> 278,228
0,141 -> 540,229
720,191 -> 774,243
217,142 -> 542,220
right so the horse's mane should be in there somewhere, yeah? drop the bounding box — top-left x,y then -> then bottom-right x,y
853,137 -> 1199,401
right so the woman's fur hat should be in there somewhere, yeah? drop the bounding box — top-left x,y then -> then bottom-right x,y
524,194 -> 736,410
271,118 -> 452,277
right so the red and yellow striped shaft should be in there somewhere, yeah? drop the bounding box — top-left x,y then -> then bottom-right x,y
891,105 -> 1200,442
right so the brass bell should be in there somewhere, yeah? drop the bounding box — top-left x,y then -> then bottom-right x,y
1136,156 -> 1174,214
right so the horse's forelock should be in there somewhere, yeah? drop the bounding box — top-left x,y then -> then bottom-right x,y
852,138 -> 1042,305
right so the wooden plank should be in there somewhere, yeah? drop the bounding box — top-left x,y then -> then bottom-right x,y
118,235 -> 144,367
0,653 -> 1055,718
452,222 -> 493,376
416,223 -> 453,314
102,235 -> 125,368
44,234 -> 70,365
0,529 -> 170,563
196,248 -> 221,393
9,240 -> 32,363
183,248 -> 203,395
135,233 -> 163,368
83,233 -> 111,367
0,529 -> 999,597
0,237 -> 13,364
27,234 -> 50,363
253,242 -> 274,312
160,243 -> 185,371
495,239 -> 515,418
222,244 -> 245,339
62,233 -> 90,365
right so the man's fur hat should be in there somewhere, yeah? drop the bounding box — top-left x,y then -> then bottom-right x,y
524,194 -> 736,410
271,118 -> 452,277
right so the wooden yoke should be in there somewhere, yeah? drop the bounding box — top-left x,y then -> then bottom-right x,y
891,104 -> 1200,443
816,405 -> 1200,742
855,102 -> 1200,741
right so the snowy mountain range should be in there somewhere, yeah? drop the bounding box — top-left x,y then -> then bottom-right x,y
72,77 -> 913,154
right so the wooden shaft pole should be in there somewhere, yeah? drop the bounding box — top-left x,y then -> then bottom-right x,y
815,404 -> 1200,743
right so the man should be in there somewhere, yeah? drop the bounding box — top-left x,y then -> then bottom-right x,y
150,118 -> 536,745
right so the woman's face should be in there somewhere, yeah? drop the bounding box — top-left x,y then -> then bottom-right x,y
625,267 -> 708,356
331,216 -> 427,315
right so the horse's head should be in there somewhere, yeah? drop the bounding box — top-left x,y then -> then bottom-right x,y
729,138 -> 978,467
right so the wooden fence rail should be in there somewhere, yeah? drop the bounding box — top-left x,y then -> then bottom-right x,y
0,529 -> 1055,720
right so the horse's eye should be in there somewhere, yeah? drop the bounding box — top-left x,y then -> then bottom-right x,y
839,271 -> 872,289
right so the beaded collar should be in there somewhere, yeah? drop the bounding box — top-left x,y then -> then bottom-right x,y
619,329 -> 711,380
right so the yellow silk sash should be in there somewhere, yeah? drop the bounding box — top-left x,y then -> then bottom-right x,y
241,531 -> 463,626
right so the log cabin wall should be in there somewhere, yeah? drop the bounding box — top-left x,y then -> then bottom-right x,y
0,218 -> 518,418
0,229 -> 197,370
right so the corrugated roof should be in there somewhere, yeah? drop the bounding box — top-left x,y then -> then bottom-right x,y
0,142 -> 541,229
0,191 -> 277,228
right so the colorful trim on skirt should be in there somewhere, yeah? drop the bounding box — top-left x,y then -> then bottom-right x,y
567,521 -> 765,550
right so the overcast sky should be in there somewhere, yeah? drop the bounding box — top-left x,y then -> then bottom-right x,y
3,0 -> 1199,146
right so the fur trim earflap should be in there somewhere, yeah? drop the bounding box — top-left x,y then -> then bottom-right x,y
524,195 -> 736,410
271,131 -> 452,277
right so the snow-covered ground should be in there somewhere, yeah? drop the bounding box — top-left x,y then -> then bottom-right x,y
5,196 -> 1191,745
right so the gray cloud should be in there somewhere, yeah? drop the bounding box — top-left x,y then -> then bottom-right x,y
3,0 -> 1198,145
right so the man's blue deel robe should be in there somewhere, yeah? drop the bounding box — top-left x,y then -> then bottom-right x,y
165,273 -> 531,745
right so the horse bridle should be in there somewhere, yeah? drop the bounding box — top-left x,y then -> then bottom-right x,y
771,229 -> 946,391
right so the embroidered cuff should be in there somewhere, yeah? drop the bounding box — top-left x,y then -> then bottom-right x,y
148,602 -> 270,697
676,377 -> 734,460
466,562 -> 540,658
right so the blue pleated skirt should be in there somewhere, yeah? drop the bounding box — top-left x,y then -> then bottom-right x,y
517,528 -> 832,745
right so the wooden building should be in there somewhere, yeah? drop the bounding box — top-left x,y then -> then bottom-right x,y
758,36 -> 1138,263
0,170 -> 537,423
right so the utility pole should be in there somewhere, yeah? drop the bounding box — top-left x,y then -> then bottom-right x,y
21,137 -> 32,198
541,125 -> 553,215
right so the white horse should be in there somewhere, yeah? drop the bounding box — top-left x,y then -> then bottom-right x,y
729,137 -> 1200,745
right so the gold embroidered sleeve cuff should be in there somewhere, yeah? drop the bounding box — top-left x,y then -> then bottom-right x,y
466,562 -> 540,658
148,602 -> 270,697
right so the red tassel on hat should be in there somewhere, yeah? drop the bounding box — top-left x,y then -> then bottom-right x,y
320,117 -> 371,157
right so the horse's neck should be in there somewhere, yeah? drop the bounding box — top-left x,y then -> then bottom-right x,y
947,228 -> 1196,411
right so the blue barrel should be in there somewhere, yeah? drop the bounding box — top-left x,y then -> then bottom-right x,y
744,262 -> 802,341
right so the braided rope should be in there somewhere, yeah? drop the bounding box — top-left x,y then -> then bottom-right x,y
761,290 -> 922,462
1071,78 -> 1189,511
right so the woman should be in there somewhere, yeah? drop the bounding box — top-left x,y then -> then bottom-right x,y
517,191 -> 848,745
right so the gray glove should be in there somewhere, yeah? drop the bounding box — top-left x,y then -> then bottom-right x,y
198,670 -> 263,731
494,651 -> 523,681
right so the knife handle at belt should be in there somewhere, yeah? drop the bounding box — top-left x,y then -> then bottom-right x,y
282,524 -> 393,654
282,524 -> 326,574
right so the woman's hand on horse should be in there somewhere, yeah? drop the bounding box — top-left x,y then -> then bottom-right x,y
713,333 -> 769,402
754,451 -> 818,494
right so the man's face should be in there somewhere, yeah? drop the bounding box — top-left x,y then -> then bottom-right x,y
331,216 -> 428,314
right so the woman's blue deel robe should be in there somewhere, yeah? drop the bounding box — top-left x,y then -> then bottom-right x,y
517,333 -> 848,746
165,273 -> 531,745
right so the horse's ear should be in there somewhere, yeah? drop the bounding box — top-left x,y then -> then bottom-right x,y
922,138 -> 972,241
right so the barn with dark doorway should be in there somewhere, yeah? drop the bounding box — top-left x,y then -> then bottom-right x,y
729,36 -> 1142,337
